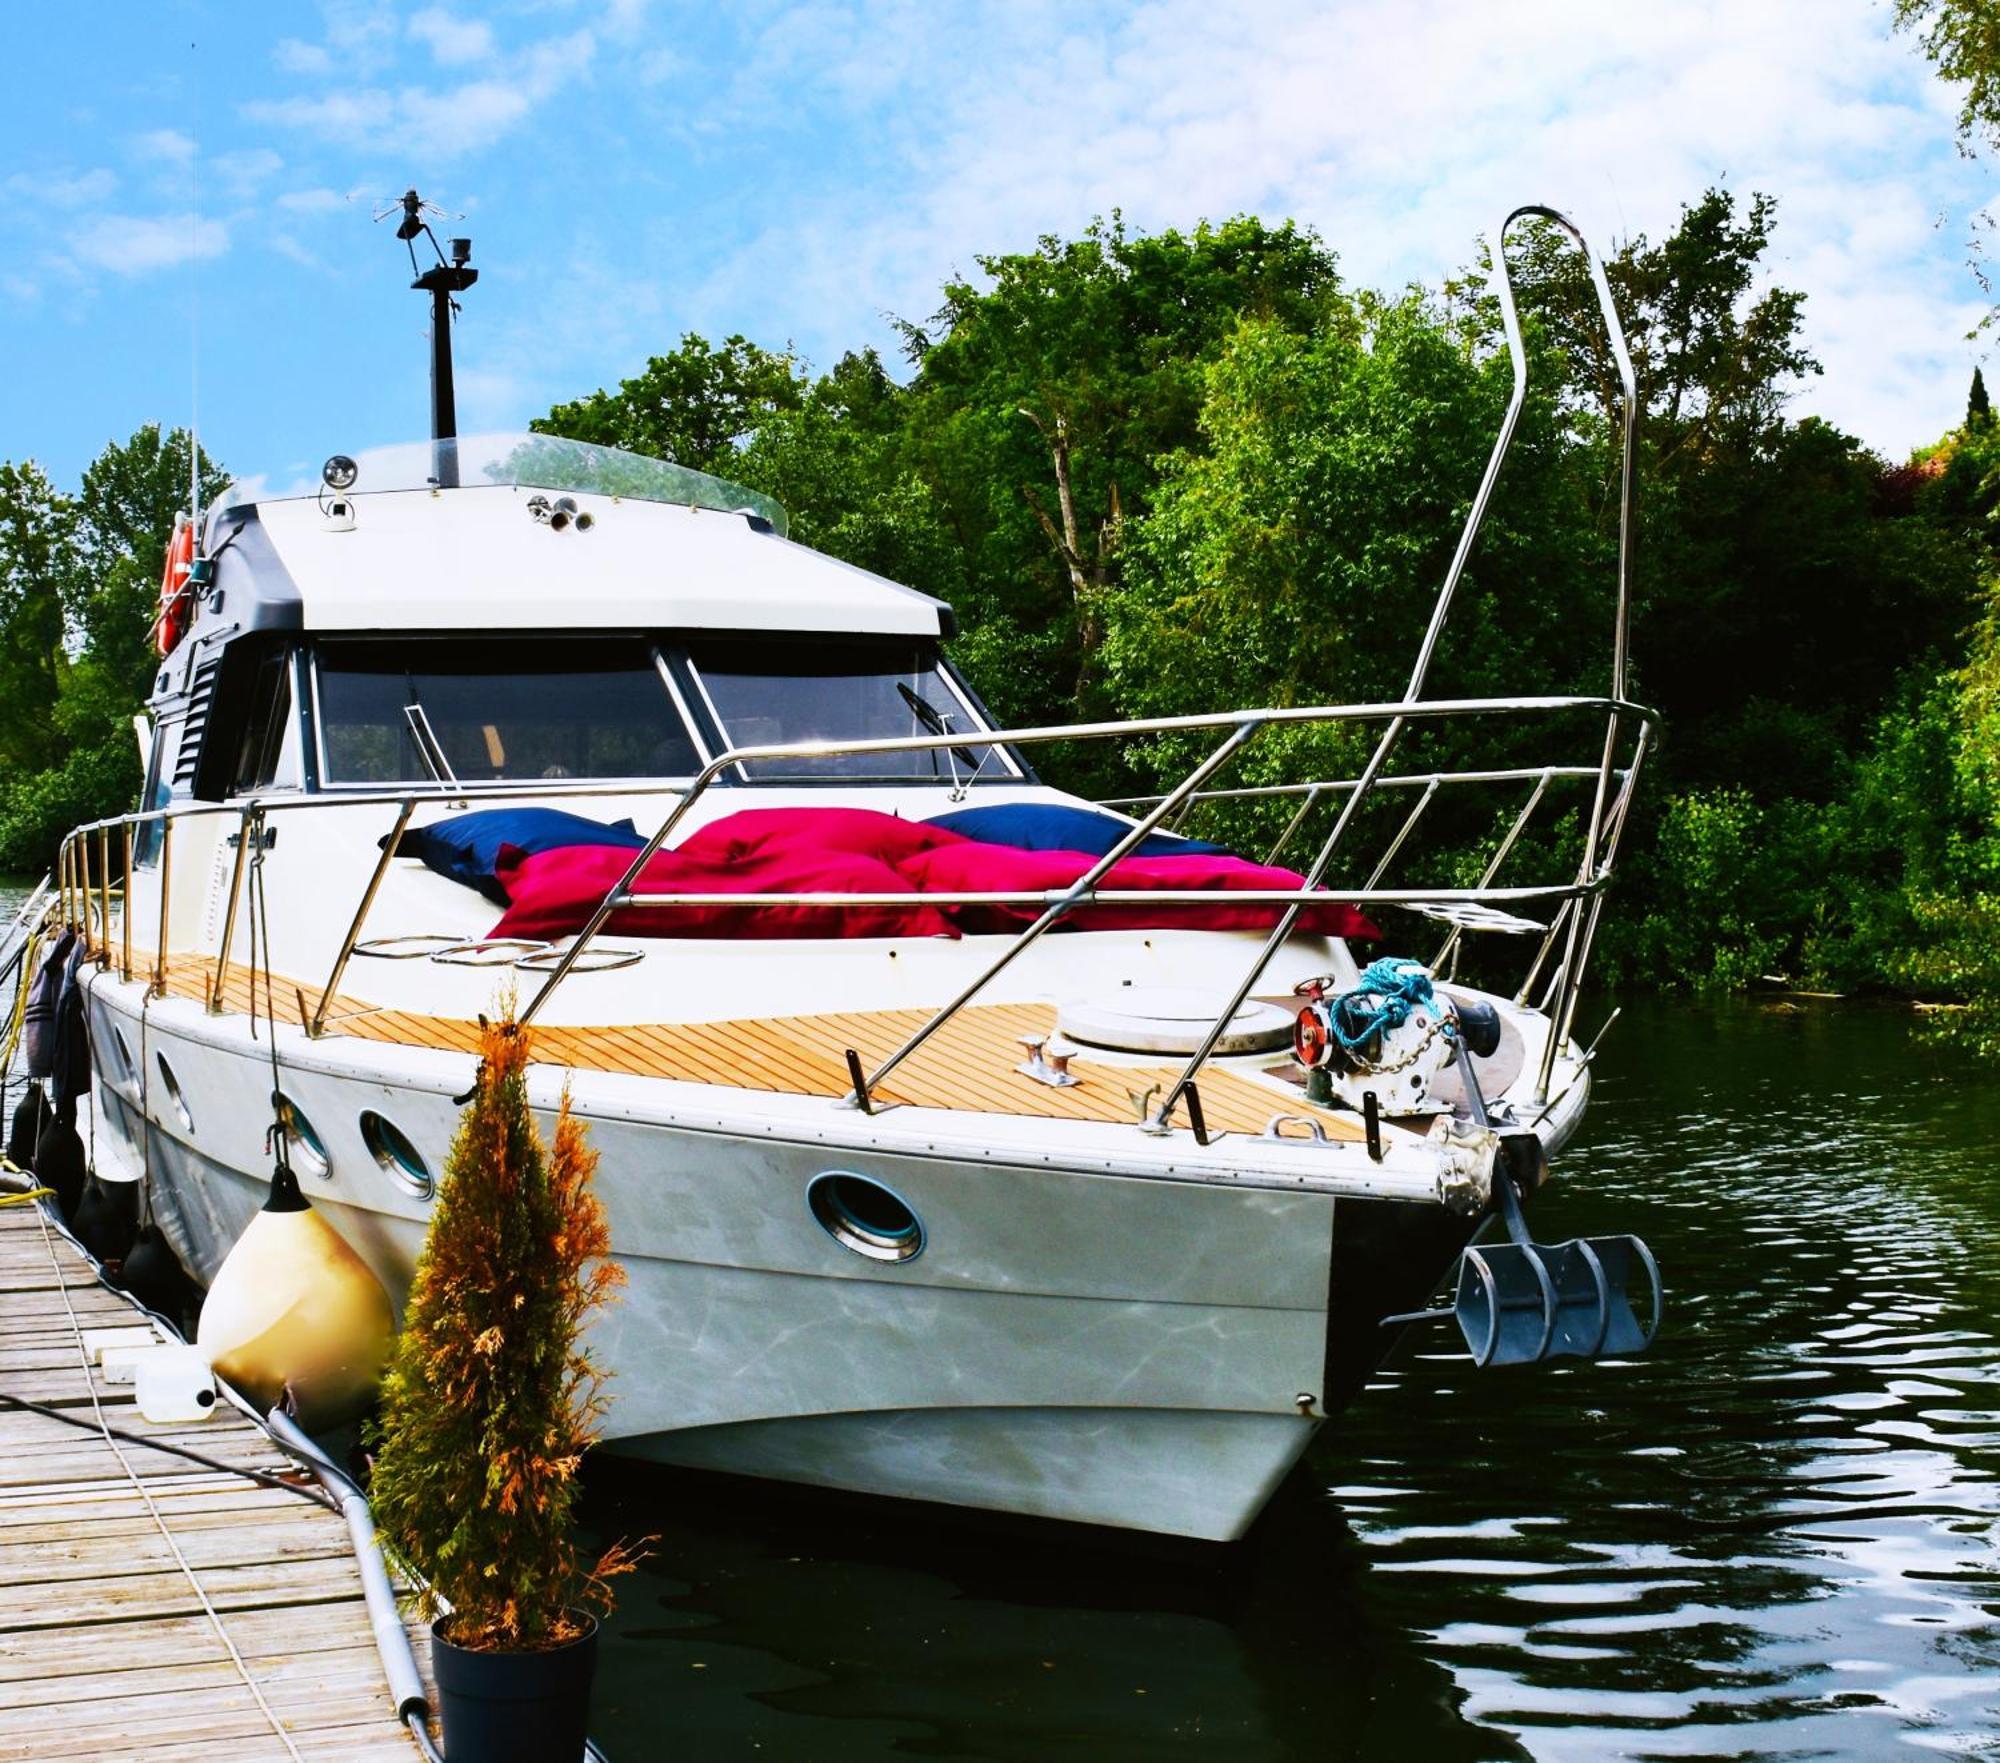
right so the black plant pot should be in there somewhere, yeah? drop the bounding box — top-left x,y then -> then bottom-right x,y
431,1614 -> 598,1763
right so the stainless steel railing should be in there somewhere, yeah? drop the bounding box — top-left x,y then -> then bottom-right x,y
50,201 -> 1648,1122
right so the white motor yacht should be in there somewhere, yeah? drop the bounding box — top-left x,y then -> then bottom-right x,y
46,204 -> 1658,1541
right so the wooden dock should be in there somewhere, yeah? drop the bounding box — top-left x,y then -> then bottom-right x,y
0,1197 -> 429,1762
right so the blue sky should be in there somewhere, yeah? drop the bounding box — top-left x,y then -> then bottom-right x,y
2,1 -> 1991,493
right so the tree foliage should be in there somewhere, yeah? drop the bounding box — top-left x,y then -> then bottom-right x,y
368,1014 -> 637,1650
1895,0 -> 2000,151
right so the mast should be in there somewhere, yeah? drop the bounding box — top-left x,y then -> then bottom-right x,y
394,191 -> 477,488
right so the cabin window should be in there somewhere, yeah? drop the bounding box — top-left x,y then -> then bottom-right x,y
683,640 -> 1017,783
230,649 -> 295,794
313,638 -> 701,785
134,728 -> 174,867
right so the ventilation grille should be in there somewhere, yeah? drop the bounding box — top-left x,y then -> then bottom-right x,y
172,657 -> 222,789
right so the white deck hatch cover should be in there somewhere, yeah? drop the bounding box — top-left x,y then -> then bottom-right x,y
1057,988 -> 1296,1057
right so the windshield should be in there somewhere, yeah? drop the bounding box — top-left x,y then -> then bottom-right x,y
685,641 -> 1015,783
216,431 -> 788,536
315,638 -> 701,785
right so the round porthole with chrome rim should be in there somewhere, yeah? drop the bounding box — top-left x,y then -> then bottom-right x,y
807,1172 -> 925,1263
359,1111 -> 432,1198
154,1053 -> 193,1132
277,1094 -> 330,1177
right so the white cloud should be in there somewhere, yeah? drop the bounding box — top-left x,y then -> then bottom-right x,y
271,231 -> 326,271
213,148 -> 285,197
625,0 -> 1985,456
277,186 -> 349,215
244,32 -> 595,161
2,167 -> 116,208
274,38 -> 333,75
68,212 -> 229,276
408,8 -> 495,67
132,128 -> 196,170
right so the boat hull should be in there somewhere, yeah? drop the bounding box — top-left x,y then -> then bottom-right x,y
87,984 -> 1361,1540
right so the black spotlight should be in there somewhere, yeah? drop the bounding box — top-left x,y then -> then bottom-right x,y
323,454 -> 359,491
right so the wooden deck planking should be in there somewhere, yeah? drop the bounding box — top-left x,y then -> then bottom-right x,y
0,1203 -> 427,1762
125,947 -> 1367,1140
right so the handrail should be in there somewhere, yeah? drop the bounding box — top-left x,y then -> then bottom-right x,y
1102,762 -> 1623,808
83,675 -> 1649,1134
56,691 -> 1655,844
1497,205 -> 1639,1099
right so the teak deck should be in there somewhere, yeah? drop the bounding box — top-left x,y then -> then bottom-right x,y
0,1201 -> 427,1762
142,954 -> 1368,1144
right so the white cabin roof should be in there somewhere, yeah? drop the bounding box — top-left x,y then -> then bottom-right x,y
215,481 -> 948,639
232,485 -> 949,638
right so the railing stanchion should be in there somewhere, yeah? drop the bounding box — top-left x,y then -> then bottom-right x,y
1361,775 -> 1441,893
1431,769 -> 1552,972
857,719 -> 1265,1107
210,806 -> 255,1014
77,834 -> 92,957
1151,710 -> 1411,1131
120,823 -> 134,982
1261,785 -> 1321,869
151,819 -> 172,999
311,800 -> 415,1037
96,827 -> 111,966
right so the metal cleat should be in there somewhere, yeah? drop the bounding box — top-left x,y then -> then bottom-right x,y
1016,1031 -> 1080,1088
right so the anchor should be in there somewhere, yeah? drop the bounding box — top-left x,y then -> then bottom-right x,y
1384,1037 -> 1660,1368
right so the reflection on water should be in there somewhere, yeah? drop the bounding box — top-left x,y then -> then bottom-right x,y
581,1000 -> 2000,1760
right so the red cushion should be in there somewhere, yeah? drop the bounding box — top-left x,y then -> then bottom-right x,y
490,841 -> 956,941
487,806 -> 1376,943
896,844 -> 1380,938
675,806 -> 966,865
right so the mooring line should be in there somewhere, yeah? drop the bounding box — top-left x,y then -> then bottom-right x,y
29,1199 -> 308,1763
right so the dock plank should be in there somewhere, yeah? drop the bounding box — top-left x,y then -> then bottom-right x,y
0,1203 -> 428,1760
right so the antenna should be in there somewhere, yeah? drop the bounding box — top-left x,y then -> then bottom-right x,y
380,190 -> 476,488
188,38 -> 201,548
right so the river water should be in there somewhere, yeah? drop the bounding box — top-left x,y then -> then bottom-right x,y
578,998 -> 2000,1761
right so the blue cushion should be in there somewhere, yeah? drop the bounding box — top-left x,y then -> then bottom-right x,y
389,808 -> 647,904
924,802 -> 1230,859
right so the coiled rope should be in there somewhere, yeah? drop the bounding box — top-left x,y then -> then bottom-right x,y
1329,956 -> 1438,1055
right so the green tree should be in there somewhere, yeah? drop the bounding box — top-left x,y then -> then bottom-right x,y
0,426 -> 226,871
0,460 -> 77,777
537,334 -> 809,474
1895,0 -> 2000,148
1970,365 -> 1992,427
897,215 -> 1344,716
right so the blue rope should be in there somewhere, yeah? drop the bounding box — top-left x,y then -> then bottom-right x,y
1329,957 -> 1435,1054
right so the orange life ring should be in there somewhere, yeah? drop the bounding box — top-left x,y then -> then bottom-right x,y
156,520 -> 196,655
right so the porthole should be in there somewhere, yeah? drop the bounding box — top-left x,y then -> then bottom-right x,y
154,1053 -> 193,1132
107,1027 -> 136,1085
360,1111 -> 432,1198
807,1172 -> 924,1264
277,1095 -> 329,1177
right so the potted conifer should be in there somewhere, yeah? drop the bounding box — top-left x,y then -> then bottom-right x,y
369,1010 -> 637,1763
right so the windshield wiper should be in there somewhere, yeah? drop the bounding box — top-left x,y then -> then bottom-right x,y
897,681 -> 978,769
403,702 -> 460,787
